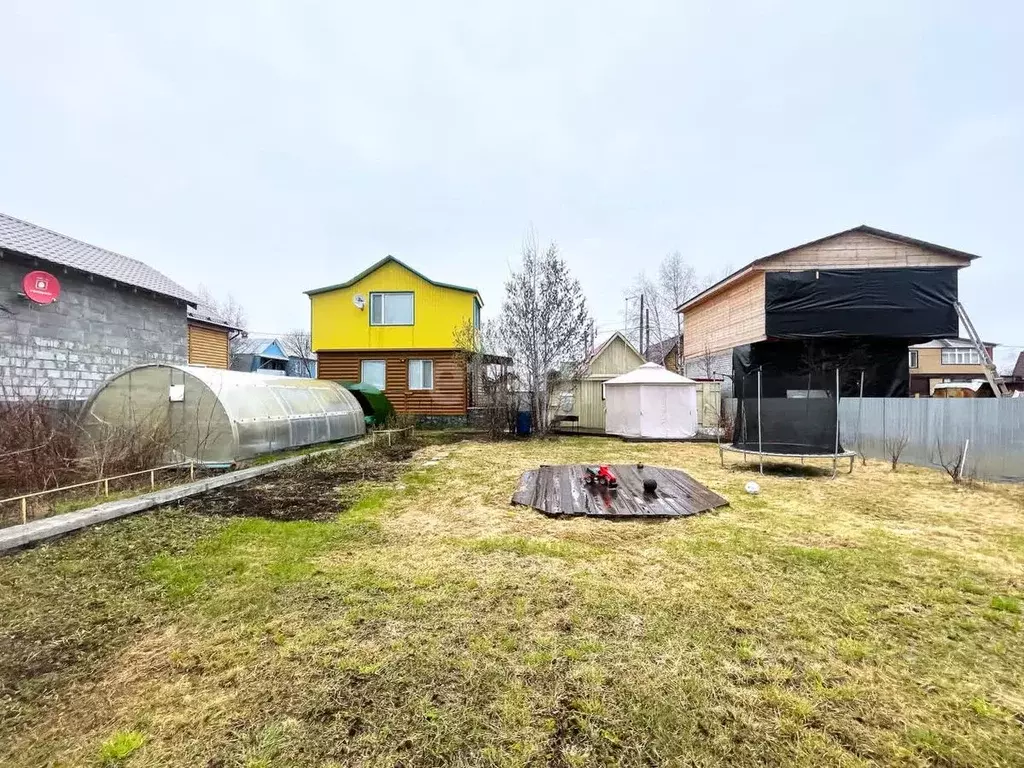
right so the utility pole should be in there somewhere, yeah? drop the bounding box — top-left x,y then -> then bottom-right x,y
645,308 -> 651,358
638,293 -> 645,355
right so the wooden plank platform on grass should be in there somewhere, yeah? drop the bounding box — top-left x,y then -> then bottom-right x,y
512,464 -> 728,518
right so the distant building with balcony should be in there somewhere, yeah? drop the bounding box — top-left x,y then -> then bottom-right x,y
908,338 -> 997,397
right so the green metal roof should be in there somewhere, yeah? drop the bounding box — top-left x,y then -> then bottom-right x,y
304,255 -> 483,305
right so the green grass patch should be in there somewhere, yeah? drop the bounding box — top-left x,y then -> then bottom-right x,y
990,595 -> 1021,614
2,436 -> 1024,767
98,730 -> 145,764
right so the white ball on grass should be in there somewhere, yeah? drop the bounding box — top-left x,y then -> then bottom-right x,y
744,481 -> 761,495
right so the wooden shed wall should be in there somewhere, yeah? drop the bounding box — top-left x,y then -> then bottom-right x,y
187,324 -> 229,368
589,336 -> 645,376
317,349 -> 467,415
683,273 -> 766,361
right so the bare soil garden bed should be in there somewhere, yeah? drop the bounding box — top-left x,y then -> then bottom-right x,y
173,442 -> 417,522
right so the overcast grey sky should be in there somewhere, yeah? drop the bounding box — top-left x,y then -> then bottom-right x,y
1,2 -> 1021,366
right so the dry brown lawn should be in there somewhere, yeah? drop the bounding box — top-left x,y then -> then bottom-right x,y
1,436 -> 1022,767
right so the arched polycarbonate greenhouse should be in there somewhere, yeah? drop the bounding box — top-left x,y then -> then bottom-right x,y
81,364 -> 366,465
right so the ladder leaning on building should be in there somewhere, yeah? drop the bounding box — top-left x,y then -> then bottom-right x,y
954,301 -> 1009,397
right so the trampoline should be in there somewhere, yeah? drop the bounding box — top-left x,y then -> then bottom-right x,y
721,367 -> 855,478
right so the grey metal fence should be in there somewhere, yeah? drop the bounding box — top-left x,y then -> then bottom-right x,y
839,398 -> 1024,482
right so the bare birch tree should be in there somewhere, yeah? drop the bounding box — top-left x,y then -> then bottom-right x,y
500,233 -> 591,434
623,252 -> 714,363
196,285 -> 248,330
281,329 -> 316,377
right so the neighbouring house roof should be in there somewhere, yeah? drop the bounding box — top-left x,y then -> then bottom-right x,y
187,303 -> 243,332
678,225 -> 980,313
304,255 -> 483,304
1013,352 -> 1024,379
645,336 -> 681,364
911,338 -> 996,349
233,336 -> 317,361
232,337 -> 288,360
0,211 -> 197,303
588,331 -> 642,363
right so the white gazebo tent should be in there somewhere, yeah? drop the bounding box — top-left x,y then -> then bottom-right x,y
604,362 -> 699,439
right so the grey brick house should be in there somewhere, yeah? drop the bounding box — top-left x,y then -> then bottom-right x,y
0,212 -> 197,400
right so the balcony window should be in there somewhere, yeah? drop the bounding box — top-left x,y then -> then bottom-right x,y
940,348 -> 979,365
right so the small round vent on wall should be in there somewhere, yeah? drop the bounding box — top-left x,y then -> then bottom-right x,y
353,294 -> 366,310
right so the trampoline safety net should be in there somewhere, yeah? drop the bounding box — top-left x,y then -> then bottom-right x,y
733,368 -> 843,456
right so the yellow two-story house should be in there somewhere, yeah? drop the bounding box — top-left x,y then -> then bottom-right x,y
306,256 -> 482,422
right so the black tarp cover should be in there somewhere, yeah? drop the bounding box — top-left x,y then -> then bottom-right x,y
733,339 -> 913,399
764,268 -> 958,339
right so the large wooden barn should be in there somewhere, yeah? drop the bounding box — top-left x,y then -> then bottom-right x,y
678,226 -> 978,397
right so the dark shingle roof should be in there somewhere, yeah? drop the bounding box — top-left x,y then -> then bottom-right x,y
187,303 -> 242,331
0,211 -> 196,303
645,336 -> 681,364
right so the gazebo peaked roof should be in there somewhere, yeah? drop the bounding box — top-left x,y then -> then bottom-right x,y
604,362 -> 697,386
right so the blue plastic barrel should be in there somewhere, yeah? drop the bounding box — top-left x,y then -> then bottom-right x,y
516,411 -> 532,436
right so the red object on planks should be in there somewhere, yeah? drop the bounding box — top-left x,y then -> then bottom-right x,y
583,465 -> 618,488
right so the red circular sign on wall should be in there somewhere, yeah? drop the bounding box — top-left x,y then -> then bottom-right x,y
22,271 -> 61,304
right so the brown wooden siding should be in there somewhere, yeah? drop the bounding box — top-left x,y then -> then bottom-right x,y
317,349 -> 468,415
764,231 -> 971,270
187,323 -> 229,368
683,273 -> 766,361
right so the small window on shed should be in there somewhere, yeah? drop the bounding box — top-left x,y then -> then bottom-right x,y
909,350 -> 918,369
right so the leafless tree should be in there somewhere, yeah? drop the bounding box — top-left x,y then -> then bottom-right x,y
624,253 -> 727,364
935,438 -> 970,484
885,430 -> 910,471
281,329 -> 316,377
196,285 -> 248,331
699,341 -> 717,380
499,231 -> 591,434
453,319 -> 516,438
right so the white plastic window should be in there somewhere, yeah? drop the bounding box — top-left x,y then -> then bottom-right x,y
941,348 -> 979,365
361,360 -> 386,390
370,292 -> 414,326
408,359 -> 434,390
